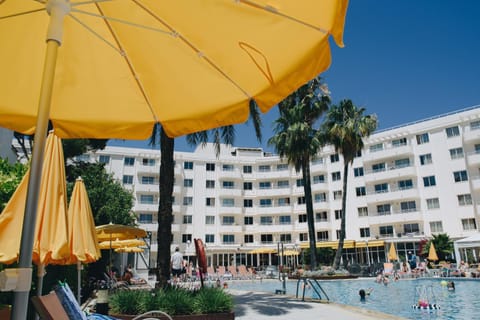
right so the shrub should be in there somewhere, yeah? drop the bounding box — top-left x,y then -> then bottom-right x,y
192,287 -> 233,314
109,289 -> 152,315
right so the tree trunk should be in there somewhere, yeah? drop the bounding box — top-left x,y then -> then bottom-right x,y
156,129 -> 174,287
302,157 -> 317,269
333,163 -> 349,270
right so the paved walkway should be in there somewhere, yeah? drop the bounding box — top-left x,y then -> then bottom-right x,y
229,289 -> 406,320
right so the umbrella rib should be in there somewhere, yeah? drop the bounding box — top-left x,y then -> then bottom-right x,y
0,8 -> 44,20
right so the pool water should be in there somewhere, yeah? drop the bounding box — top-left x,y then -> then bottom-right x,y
226,277 -> 480,320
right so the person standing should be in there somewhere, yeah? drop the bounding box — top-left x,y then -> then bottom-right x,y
170,247 -> 184,281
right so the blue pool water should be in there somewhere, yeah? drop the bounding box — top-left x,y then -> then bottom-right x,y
226,278 -> 480,320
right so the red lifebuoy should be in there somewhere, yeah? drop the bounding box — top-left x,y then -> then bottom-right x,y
194,238 -> 208,273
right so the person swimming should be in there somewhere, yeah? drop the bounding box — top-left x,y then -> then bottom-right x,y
359,289 -> 366,301
447,281 -> 455,291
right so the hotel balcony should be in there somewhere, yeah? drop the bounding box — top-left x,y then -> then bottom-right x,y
135,203 -> 158,212
463,128 -> 480,142
365,185 -> 419,203
136,164 -> 160,174
135,183 -> 158,193
255,169 -> 293,180
362,144 -> 414,163
219,224 -> 243,233
467,151 -> 480,165
472,175 -> 480,190
219,206 -> 243,215
363,165 -> 416,183
367,209 -> 423,226
218,188 -> 242,197
218,168 -> 242,179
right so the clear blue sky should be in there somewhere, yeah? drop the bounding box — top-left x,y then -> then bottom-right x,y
109,0 -> 480,153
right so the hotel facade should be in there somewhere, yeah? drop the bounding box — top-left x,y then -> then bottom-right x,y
86,106 -> 480,270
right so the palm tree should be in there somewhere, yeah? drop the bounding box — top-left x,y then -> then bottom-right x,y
150,103 -> 262,287
321,99 -> 377,270
429,233 -> 454,261
268,77 -> 330,269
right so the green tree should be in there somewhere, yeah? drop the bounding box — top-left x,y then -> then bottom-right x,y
425,234 -> 454,261
268,77 -> 330,269
321,99 -> 377,270
0,158 -> 28,211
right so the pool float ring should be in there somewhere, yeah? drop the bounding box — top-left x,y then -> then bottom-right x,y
194,238 -> 208,274
412,304 -> 440,310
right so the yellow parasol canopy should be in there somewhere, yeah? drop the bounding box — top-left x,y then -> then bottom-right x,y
0,132 -> 69,265
96,224 -> 147,242
388,243 -> 398,261
98,239 -> 146,250
428,242 -> 439,261
115,247 -> 144,254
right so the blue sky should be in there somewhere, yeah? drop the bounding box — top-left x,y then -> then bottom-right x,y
109,0 -> 480,153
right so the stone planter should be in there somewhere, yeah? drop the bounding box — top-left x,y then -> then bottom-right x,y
112,311 -> 234,320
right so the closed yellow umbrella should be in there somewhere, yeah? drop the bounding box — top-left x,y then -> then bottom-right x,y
388,243 -> 398,261
428,243 -> 439,261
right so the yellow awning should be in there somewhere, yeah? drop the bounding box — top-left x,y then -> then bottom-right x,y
249,248 -> 276,254
355,240 -> 385,248
300,240 -> 356,249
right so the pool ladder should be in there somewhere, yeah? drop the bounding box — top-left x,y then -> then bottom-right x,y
296,278 -> 330,302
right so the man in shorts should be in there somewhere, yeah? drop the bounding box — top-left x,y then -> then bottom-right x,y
170,247 -> 184,281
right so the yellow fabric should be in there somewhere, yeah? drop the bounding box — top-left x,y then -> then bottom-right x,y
0,132 -> 70,265
249,248 -> 276,254
98,239 -> 146,250
115,247 -> 144,253
0,0 -> 348,138
300,240 -> 355,249
355,240 -> 385,248
428,243 -> 439,261
388,243 -> 398,261
67,178 -> 101,264
277,250 -> 300,256
96,224 -> 147,242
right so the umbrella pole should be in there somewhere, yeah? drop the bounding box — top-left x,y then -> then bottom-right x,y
77,262 -> 82,303
11,39 -> 60,320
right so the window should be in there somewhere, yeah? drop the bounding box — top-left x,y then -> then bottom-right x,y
222,198 -> 234,207
206,163 -> 215,171
244,234 -> 254,243
259,181 -> 271,189
311,158 -> 324,165
458,194 -> 473,206
277,180 -> 289,188
471,120 -> 480,130
369,143 -> 383,152
330,154 -> 340,163
374,183 -> 388,193
183,196 -> 193,205
423,176 -> 436,187
416,133 -> 429,144
222,164 -> 234,171
205,234 -> 215,243
222,181 -> 234,189
316,211 -> 328,222
462,218 -> 477,231
182,234 -> 192,243
336,230 -> 341,240
453,170 -> 468,182
333,190 -> 342,200
244,217 -> 253,225
142,158 -> 155,166
403,223 -> 420,234
184,161 -> 193,170
372,163 -> 385,172
298,214 -> 307,223
315,193 -> 327,202
354,167 -> 364,177
99,155 -> 110,164
449,147 -> 464,159
258,165 -> 271,172
206,197 -> 215,206
277,164 -> 288,171
430,221 -> 443,233
183,215 -> 192,224
280,234 -> 292,243
475,144 -> 480,154
356,187 -> 366,196
139,213 -> 152,224
206,180 -> 215,188
261,234 -> 273,243
331,171 -> 341,181
123,175 -> 133,184
335,210 -> 342,220
392,137 -> 407,147
297,197 -> 306,205
299,233 -> 308,241
259,199 -> 272,207
398,179 -> 413,190
244,199 -> 253,207
223,234 -> 235,244
377,204 -> 391,215
243,165 -> 252,173
278,197 -> 290,206
426,198 -> 440,209
183,178 -> 193,187
279,216 -> 291,224
141,176 -> 154,184
260,216 -> 273,225
205,216 -> 215,224
124,157 -> 135,166
379,225 -> 394,237
358,207 -> 368,217
140,195 -> 154,204
222,216 -> 235,225
445,126 -> 460,137
360,228 -> 370,238
296,179 -> 304,187
419,153 -> 432,165
243,182 -> 252,190
394,158 -> 410,168
313,175 -> 325,184
317,231 -> 329,241
400,201 -> 416,213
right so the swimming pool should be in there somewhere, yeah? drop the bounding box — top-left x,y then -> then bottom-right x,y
226,277 -> 480,320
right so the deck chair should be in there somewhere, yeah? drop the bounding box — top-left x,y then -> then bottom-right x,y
207,266 -> 216,280
227,266 -> 238,279
31,291 -> 69,320
237,265 -> 251,279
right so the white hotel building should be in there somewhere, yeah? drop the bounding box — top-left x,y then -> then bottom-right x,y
87,106 -> 480,270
